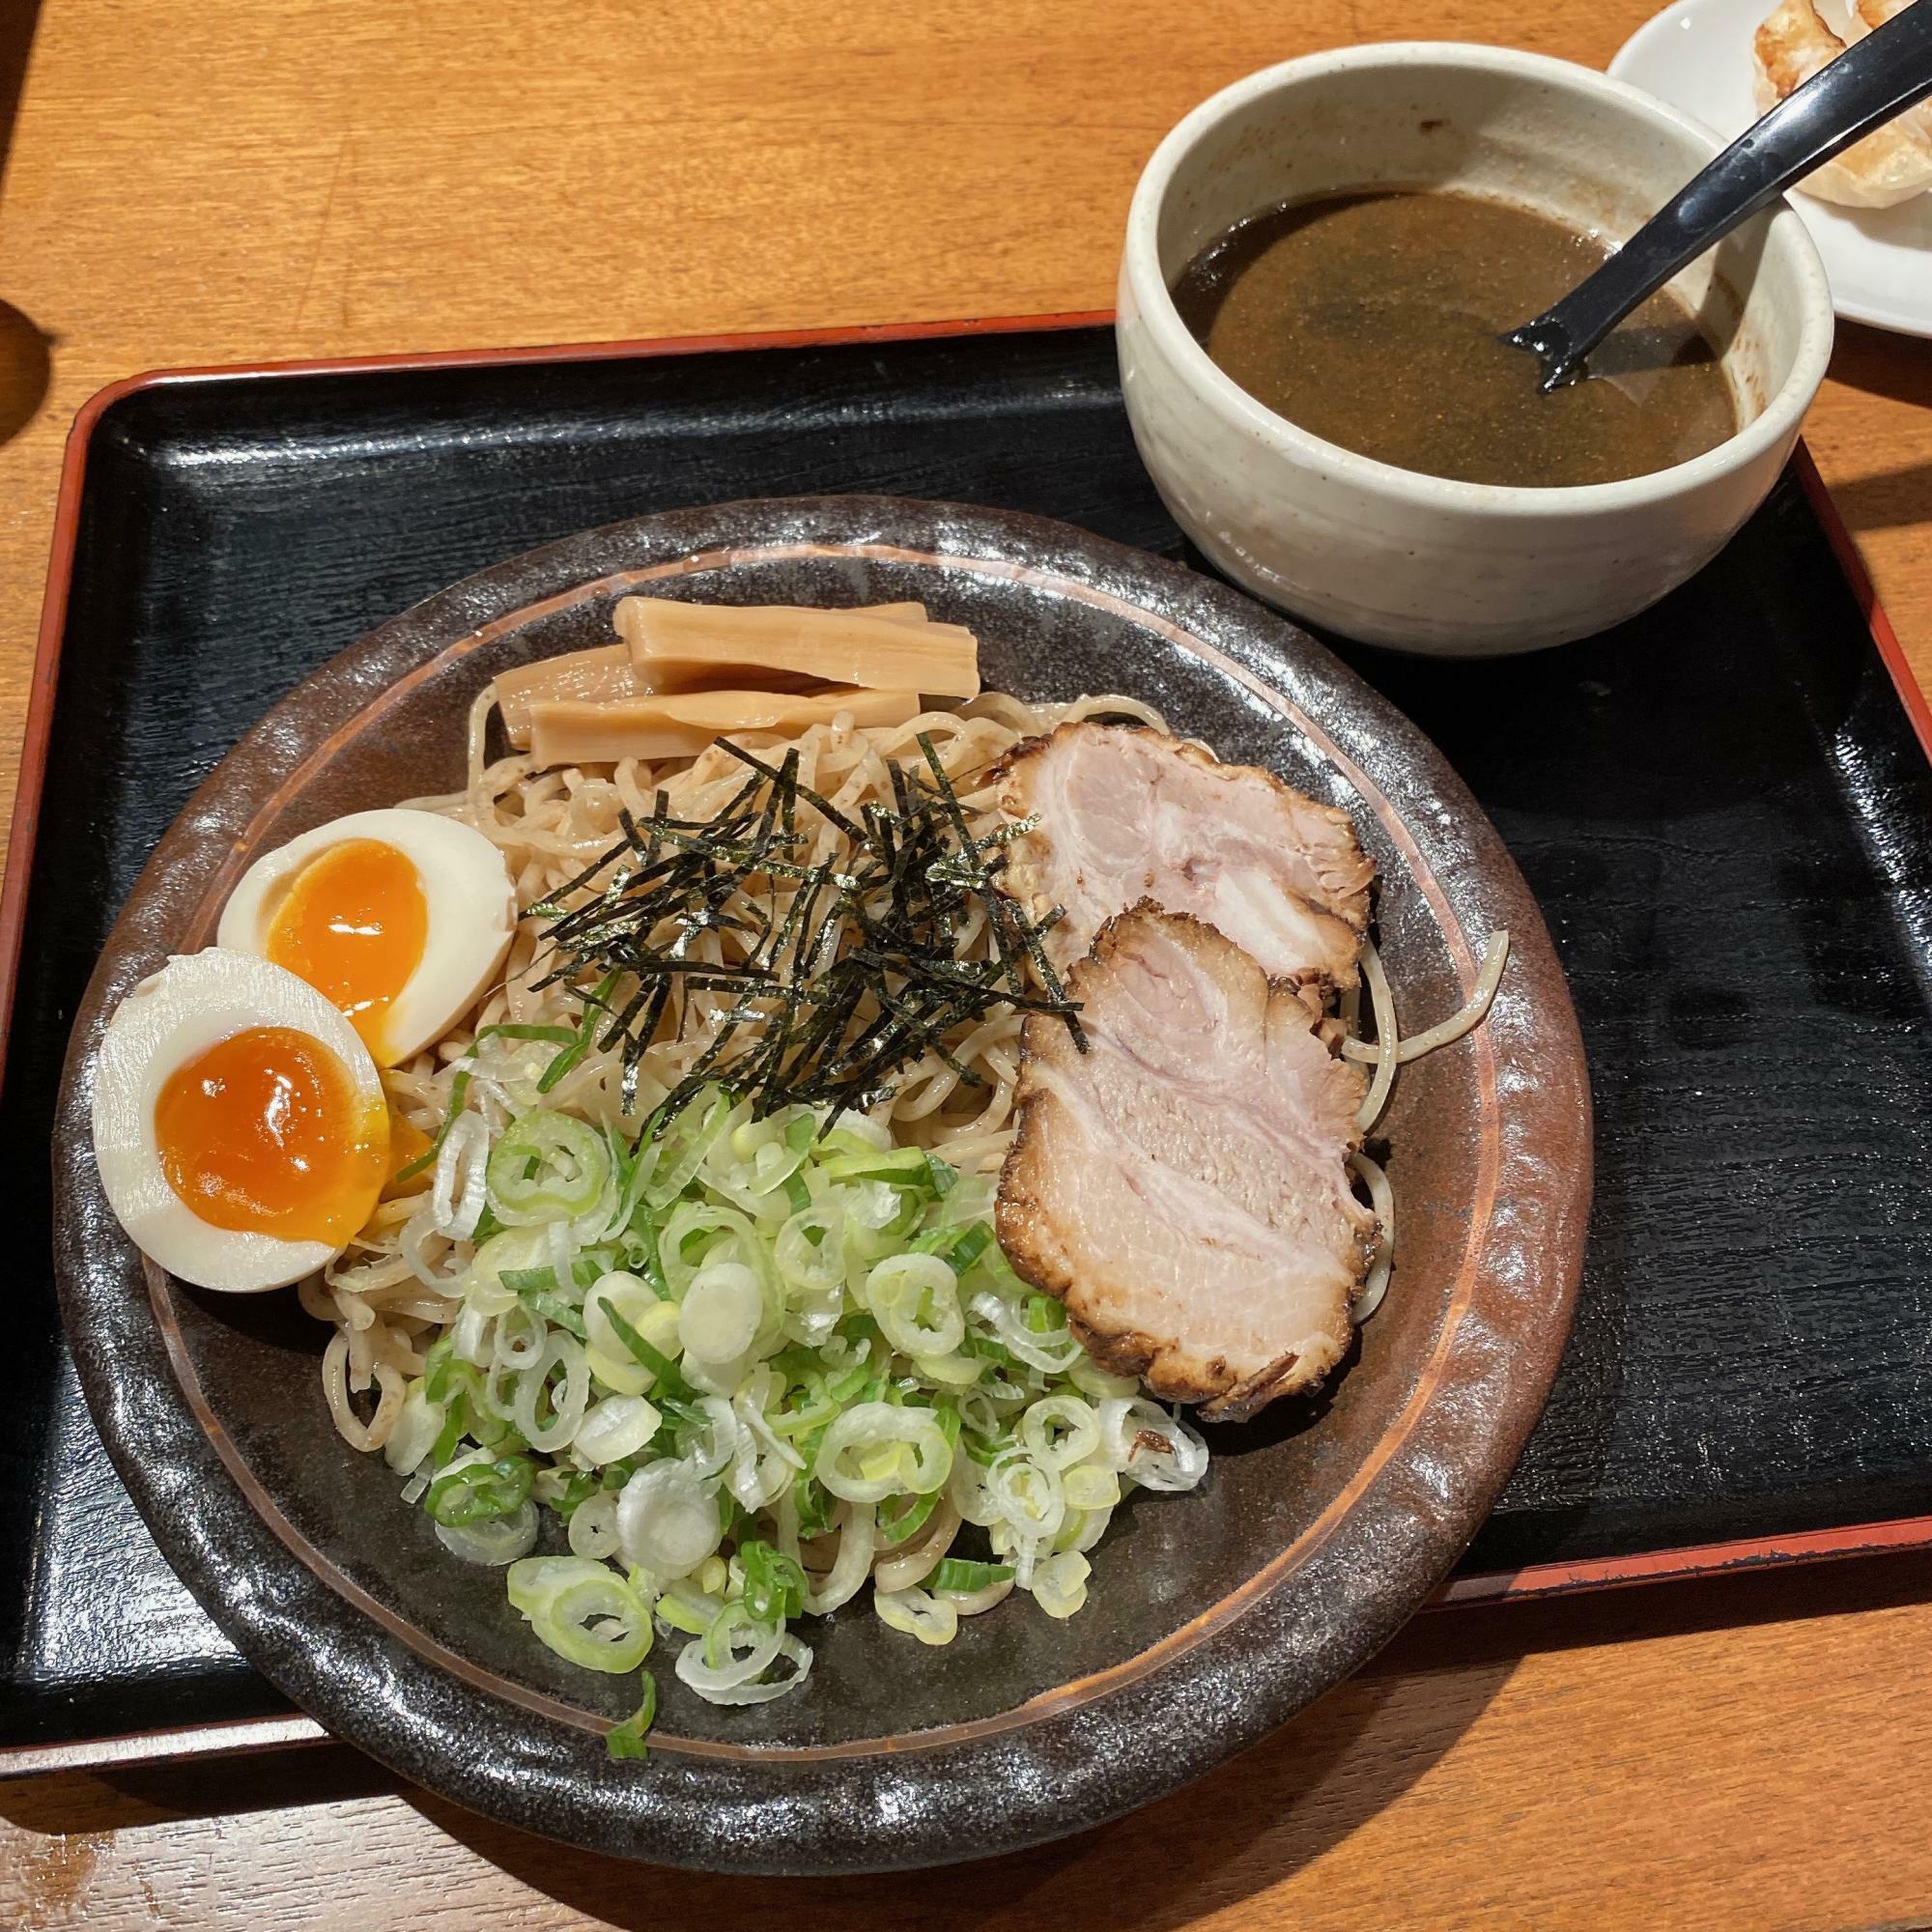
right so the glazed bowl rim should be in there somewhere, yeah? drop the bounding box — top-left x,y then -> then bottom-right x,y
1121,40 -> 1836,516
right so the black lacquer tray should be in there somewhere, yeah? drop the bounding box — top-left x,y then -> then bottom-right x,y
4,317 -> 1928,1772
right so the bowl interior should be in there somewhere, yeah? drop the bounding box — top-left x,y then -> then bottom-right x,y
142,551 -> 1487,1746
1150,52 -> 1815,423
55,497 -> 1588,1864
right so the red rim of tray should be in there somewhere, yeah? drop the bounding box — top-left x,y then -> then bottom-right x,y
5,312 -> 1927,1777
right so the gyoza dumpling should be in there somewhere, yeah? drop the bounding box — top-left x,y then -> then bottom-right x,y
1752,0 -> 1932,208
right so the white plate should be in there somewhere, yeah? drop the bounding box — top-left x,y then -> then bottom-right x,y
1611,0 -> 1932,336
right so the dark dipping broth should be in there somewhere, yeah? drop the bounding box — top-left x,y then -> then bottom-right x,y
1170,189 -> 1742,489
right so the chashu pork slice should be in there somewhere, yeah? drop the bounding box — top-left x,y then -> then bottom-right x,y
997,905 -> 1376,1422
997,721 -> 1374,994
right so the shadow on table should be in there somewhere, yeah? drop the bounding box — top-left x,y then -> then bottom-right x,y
0,1 -> 38,186
0,3 -> 52,450
3,1548 -> 1930,1908
1823,458 -> 1932,536
0,298 -> 52,446
1814,319 -> 1932,545
413,1548 -> 1932,1925
407,1652 -> 1514,1930
1831,319 -> 1932,412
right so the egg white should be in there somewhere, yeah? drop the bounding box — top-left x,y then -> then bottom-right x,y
215,808 -> 517,1065
90,948 -> 387,1293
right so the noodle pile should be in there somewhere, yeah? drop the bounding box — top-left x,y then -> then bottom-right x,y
306,689 -> 1165,1456
289,672 -> 1518,1738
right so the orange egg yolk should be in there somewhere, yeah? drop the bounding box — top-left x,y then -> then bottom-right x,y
154,1026 -> 389,1244
382,1107 -> 435,1200
264,839 -> 428,1065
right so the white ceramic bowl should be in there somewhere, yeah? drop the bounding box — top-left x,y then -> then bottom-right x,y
1117,43 -> 1834,655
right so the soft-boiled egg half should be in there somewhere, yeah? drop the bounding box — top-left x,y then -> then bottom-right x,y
216,808 -> 517,1066
92,949 -> 392,1293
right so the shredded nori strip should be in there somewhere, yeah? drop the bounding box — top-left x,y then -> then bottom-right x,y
526,735 -> 1080,1132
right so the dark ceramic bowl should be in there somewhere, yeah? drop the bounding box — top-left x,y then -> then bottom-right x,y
52,497 -> 1589,1873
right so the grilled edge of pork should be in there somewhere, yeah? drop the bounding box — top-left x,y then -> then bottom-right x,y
995,721 -> 1375,995
996,903 -> 1377,1423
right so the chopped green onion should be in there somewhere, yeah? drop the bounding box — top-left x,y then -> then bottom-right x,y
739,1540 -> 809,1624
422,1350 -> 519,1460
597,1295 -> 692,1401
625,1208 -> 669,1298
538,970 -> 619,1094
814,1126 -> 886,1163
876,1490 -> 939,1547
487,1110 -> 611,1224
395,1068 -> 471,1184
384,1065 -> 1213,1713
537,1467 -> 603,1520
912,1222 -> 993,1273
500,1260 -> 601,1294
500,1268 -> 590,1340
606,1671 -> 657,1762
426,1455 -> 533,1528
654,1583 -> 715,1636
475,1022 -> 580,1044
792,1475 -> 836,1540
701,1598 -> 770,1670
819,1145 -> 941,1191
826,1359 -> 873,1404
931,1557 -> 1013,1593
421,1336 -> 460,1405
506,1556 -> 653,1673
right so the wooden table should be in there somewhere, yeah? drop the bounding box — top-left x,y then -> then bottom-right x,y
2,2 -> 1930,1924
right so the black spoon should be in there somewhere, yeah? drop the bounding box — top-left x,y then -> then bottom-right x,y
1505,0 -> 1932,391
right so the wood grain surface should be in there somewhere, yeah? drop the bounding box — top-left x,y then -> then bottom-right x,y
2,2 -> 1931,1926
